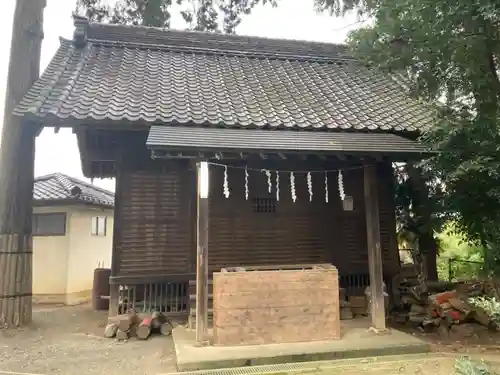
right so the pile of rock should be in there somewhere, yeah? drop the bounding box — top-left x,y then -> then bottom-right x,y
393,278 -> 499,337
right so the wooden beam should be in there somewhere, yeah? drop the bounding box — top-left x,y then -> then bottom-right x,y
108,160 -> 124,317
336,154 -> 347,161
363,164 -> 386,332
196,162 -> 209,343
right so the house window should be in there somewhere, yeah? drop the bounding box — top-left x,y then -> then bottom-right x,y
32,213 -> 66,236
252,197 -> 277,213
91,216 -> 107,236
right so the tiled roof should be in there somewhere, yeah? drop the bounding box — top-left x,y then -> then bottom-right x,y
147,126 -> 430,155
14,18 -> 434,132
33,173 -> 114,207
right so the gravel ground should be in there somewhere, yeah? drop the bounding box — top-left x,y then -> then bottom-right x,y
3,305 -> 500,375
0,304 -> 177,375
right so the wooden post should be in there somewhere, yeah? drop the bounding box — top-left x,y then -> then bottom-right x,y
196,162 -> 209,343
363,164 -> 386,332
108,167 -> 123,317
0,0 -> 46,327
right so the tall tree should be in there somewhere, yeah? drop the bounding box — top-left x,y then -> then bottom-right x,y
75,0 -> 277,33
315,0 -> 500,276
0,0 -> 46,327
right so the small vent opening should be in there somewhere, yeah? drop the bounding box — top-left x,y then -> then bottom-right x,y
251,197 -> 276,213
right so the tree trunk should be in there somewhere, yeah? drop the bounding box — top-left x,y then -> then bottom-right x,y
0,0 -> 45,327
420,233 -> 438,281
405,163 -> 438,281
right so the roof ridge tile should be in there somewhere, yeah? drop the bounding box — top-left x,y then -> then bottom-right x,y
13,20 -> 436,133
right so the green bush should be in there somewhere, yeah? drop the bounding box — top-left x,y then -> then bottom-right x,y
469,297 -> 500,325
437,224 -> 485,280
455,357 -> 494,375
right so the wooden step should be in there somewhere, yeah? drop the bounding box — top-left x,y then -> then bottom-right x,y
190,307 -> 213,316
188,282 -> 213,296
189,279 -> 214,285
188,308 -> 213,329
189,300 -> 213,311
188,278 -> 214,330
189,294 -> 213,301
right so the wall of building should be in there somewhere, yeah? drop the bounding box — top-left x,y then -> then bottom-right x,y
66,207 -> 114,305
32,205 -> 114,305
207,161 -> 399,276
32,206 -> 71,304
113,159 -> 399,283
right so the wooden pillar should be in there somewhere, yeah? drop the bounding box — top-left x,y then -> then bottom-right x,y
363,164 -> 386,332
196,162 -> 209,343
0,0 -> 46,327
108,164 -> 124,317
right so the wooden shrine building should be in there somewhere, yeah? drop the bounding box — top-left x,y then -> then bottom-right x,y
14,17 -> 433,339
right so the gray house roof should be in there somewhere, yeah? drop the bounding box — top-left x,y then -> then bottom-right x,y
14,18 -> 434,133
33,173 -> 114,208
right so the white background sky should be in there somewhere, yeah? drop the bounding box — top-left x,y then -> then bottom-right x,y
0,0 -> 367,192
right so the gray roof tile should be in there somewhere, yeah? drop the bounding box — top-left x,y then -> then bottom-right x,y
146,126 -> 429,154
14,21 -> 435,132
33,173 -> 114,207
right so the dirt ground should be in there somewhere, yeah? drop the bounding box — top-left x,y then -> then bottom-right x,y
3,305 -> 500,375
395,320 -> 500,356
0,304 -> 177,375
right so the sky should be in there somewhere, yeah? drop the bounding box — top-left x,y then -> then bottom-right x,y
0,0 -> 368,192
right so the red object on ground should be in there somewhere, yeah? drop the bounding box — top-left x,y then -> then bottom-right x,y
142,317 -> 152,325
434,291 -> 457,305
450,310 -> 461,321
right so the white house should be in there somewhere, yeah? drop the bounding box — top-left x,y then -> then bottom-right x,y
32,173 -> 114,305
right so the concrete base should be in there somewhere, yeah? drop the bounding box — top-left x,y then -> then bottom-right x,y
33,289 -> 92,305
173,319 -> 431,372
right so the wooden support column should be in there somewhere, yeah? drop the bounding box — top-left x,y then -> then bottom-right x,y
363,164 -> 386,332
108,162 -> 124,318
196,162 -> 209,343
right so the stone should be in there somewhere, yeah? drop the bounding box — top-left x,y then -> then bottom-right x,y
340,307 -> 353,320
213,267 -> 341,345
104,323 -> 118,338
450,323 -> 487,338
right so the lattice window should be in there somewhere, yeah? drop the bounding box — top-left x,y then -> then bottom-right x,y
251,197 -> 277,213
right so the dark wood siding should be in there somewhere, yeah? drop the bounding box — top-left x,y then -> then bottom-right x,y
207,162 -> 399,276
208,166 -> 335,272
113,159 -> 400,281
115,160 -> 195,278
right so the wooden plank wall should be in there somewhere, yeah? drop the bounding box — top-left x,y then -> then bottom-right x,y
114,160 -> 196,279
113,159 -> 400,281
207,162 -> 399,276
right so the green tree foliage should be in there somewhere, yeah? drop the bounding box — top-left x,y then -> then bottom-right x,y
75,0 -> 277,33
437,223 -> 484,281
394,162 -> 446,280
316,0 -> 500,276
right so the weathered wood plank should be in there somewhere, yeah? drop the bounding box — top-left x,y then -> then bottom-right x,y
196,162 -> 209,343
364,164 -> 386,331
